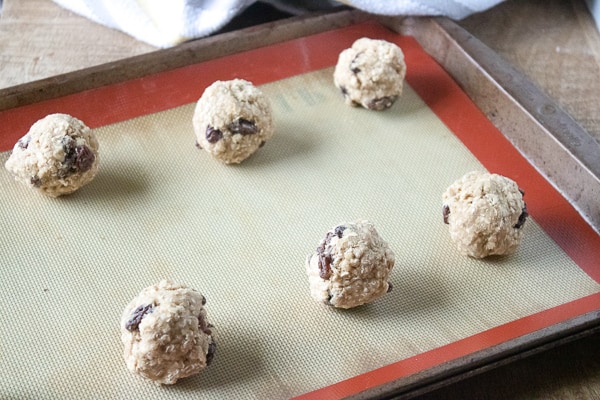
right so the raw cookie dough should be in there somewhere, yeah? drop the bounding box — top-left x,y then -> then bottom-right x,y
192,79 -> 274,164
4,113 -> 99,197
442,171 -> 528,258
121,280 -> 217,385
333,37 -> 407,111
306,220 -> 395,309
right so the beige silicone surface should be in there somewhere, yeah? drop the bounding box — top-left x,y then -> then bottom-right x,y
1,68 -> 599,399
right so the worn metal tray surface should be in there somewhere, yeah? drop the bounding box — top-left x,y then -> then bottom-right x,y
0,11 -> 599,400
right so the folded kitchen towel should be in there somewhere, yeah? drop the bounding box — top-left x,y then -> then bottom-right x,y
340,0 -> 504,19
52,0 -> 504,48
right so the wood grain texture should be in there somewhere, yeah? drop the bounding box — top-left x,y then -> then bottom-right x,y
458,0 -> 600,144
415,2 -> 600,397
0,0 -> 156,88
386,16 -> 600,234
0,0 -> 599,399
417,3 -> 600,397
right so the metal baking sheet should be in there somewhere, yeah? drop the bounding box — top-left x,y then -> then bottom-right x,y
1,15 -> 599,400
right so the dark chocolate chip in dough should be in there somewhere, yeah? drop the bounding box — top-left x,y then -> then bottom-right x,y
514,203 -> 528,229
229,118 -> 257,136
73,145 -> 95,173
206,126 -> 223,143
334,225 -> 346,238
350,52 -> 363,74
206,342 -> 217,366
125,304 -> 154,331
62,135 -> 76,152
367,96 -> 396,111
326,292 -> 333,304
513,189 -> 528,229
17,136 -> 30,150
443,204 -> 450,224
30,176 -> 41,187
198,313 -> 213,336
60,142 -> 95,177
317,231 -> 336,280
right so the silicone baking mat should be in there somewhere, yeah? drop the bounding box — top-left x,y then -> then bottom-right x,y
1,21 -> 599,400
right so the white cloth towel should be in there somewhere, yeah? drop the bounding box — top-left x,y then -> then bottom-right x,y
339,0 -> 503,19
52,0 -> 504,48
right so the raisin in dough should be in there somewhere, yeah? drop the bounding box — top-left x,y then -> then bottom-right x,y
192,79 -> 274,164
121,280 -> 216,385
306,220 -> 395,309
333,37 -> 406,111
4,113 -> 99,197
442,171 -> 528,258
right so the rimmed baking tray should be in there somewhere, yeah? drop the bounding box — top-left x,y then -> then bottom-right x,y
0,10 -> 599,400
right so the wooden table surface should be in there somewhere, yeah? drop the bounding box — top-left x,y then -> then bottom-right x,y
1,0 -> 599,398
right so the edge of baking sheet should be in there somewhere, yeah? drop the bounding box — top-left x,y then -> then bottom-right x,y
348,309 -> 600,399
1,9 -> 597,234
380,16 -> 600,236
0,10 -> 368,112
0,10 -> 599,399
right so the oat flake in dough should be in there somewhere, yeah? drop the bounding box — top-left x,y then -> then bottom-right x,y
192,79 -> 274,164
4,113 -> 99,197
121,280 -> 217,385
442,171 -> 528,258
306,220 -> 395,309
333,37 -> 406,111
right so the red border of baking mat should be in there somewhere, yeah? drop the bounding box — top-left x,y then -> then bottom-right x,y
1,20 -> 599,399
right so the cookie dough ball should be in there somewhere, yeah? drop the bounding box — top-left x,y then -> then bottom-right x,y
333,37 -> 406,111
120,280 -> 216,385
4,113 -> 99,197
306,220 -> 395,309
192,79 -> 274,164
442,171 -> 528,258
